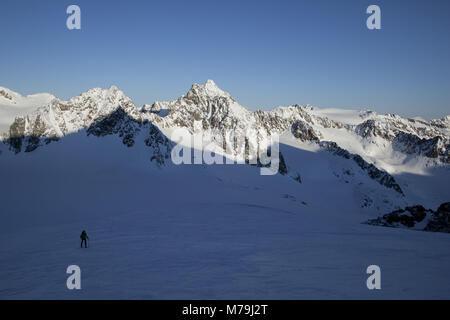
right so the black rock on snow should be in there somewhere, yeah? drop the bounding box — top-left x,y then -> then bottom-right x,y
365,202 -> 450,233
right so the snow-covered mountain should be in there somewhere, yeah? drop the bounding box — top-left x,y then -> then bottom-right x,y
1,80 -> 448,209
1,81 -> 449,299
0,86 -> 55,135
2,80 -> 448,165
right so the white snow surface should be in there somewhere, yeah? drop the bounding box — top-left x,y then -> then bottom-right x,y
0,134 -> 449,299
0,81 -> 449,299
305,105 -> 376,125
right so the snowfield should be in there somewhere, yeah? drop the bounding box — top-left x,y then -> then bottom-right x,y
0,86 -> 55,134
0,81 -> 449,299
0,134 -> 449,299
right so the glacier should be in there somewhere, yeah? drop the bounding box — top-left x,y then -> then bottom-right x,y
0,80 -> 449,299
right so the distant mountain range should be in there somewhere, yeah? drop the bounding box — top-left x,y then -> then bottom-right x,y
1,80 -> 449,232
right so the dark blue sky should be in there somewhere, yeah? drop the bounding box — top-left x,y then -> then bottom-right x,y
1,0 -> 449,119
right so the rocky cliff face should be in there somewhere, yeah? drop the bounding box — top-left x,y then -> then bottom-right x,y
393,132 -> 449,163
366,202 -> 450,233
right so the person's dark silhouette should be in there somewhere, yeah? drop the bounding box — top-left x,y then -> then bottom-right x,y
80,230 -> 89,248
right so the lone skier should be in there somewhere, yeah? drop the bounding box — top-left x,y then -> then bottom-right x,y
80,230 -> 89,248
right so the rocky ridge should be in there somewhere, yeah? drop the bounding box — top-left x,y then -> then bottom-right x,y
1,80 -> 449,181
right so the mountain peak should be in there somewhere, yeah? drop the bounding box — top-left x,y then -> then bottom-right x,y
202,79 -> 223,94
80,85 -> 123,97
204,79 -> 217,88
187,80 -> 232,101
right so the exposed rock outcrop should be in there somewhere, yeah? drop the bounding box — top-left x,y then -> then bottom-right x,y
366,202 -> 450,233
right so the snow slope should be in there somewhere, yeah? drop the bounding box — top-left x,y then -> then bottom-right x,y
0,134 -> 449,299
0,81 -> 449,299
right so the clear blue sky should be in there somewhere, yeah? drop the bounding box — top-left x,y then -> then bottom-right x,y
1,0 -> 449,119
